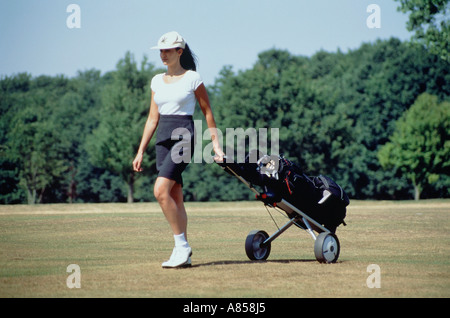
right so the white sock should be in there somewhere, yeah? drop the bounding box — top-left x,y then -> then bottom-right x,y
174,233 -> 189,249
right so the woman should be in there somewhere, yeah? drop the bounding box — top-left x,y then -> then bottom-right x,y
132,31 -> 224,268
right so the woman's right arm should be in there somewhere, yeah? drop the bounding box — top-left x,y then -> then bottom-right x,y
133,91 -> 159,172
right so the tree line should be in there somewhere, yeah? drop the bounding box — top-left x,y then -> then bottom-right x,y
1,38 -> 449,204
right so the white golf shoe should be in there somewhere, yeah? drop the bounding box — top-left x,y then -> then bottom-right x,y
162,246 -> 192,268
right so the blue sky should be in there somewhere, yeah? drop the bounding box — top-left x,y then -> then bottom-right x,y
0,0 -> 412,85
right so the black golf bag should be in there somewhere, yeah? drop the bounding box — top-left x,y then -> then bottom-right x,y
225,152 -> 350,233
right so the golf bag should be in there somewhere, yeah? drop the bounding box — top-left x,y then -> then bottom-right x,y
228,152 -> 349,233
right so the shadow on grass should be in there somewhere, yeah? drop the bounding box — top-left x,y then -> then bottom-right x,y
191,259 -> 318,268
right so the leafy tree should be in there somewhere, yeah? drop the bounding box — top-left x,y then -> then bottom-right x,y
1,38 -> 449,203
85,52 -> 160,203
0,73 -> 32,203
395,0 -> 450,61
6,93 -> 69,204
208,39 -> 449,200
55,69 -> 103,203
378,93 -> 450,200
330,38 -> 449,198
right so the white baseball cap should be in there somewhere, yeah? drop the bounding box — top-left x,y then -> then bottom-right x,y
151,31 -> 186,50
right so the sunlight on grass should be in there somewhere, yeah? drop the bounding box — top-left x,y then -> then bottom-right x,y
0,200 -> 449,297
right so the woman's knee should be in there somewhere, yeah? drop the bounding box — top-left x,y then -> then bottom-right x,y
153,186 -> 165,202
154,177 -> 174,203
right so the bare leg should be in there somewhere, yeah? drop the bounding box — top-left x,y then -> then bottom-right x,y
154,177 -> 191,268
170,182 -> 188,239
154,177 -> 187,236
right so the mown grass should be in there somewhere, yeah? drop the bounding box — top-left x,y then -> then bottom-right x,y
0,200 -> 449,297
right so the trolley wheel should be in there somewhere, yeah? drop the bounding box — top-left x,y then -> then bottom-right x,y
245,230 -> 271,261
314,232 -> 340,263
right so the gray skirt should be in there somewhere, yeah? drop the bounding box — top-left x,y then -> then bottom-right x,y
155,115 -> 195,186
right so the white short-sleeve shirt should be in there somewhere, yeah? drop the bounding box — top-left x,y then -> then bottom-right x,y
151,70 -> 203,116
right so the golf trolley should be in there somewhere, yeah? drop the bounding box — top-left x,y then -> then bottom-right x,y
217,152 -> 349,264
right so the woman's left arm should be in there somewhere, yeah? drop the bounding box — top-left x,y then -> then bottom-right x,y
195,83 -> 225,160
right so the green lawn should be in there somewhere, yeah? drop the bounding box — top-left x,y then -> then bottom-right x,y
0,200 -> 449,297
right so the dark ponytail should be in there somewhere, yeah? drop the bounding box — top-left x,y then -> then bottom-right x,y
178,44 -> 198,71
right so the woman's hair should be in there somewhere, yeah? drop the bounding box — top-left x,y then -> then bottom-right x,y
178,44 -> 198,71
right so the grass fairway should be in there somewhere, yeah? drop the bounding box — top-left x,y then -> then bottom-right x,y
0,200 -> 449,298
